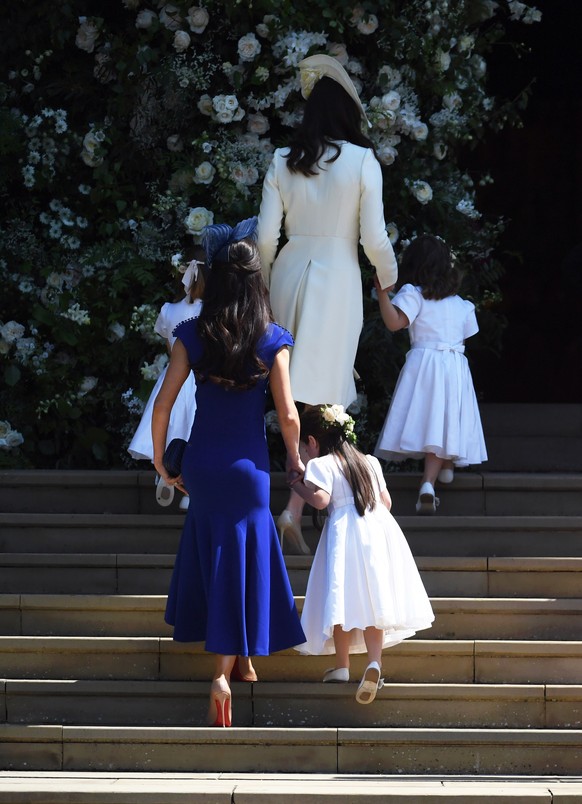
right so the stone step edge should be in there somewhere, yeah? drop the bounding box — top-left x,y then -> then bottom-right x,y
0,772 -> 581,803
3,553 -> 582,572
3,593 -> 582,615
2,636 -> 582,657
4,678 -> 582,701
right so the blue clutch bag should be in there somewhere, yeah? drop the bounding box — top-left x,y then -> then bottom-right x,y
162,438 -> 187,478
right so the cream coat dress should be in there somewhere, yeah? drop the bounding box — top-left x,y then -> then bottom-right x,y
258,142 -> 397,408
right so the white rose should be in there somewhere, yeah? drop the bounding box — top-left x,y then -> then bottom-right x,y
386,222 -> 399,245
357,13 -> 378,34
411,122 -> 428,141
135,9 -> 157,29
411,180 -> 433,204
232,106 -> 245,122
187,6 -> 209,34
75,19 -> 100,53
322,406 -> 336,423
377,144 -> 398,165
107,322 -> 126,342
4,430 -> 24,449
215,109 -> 234,124
184,206 -> 214,235
159,4 -> 182,30
197,94 -> 213,116
79,376 -> 98,396
82,130 -> 101,153
1,321 -> 25,343
381,90 -> 400,111
194,161 -> 215,184
212,94 -> 227,113
247,112 -> 269,135
458,34 -> 475,53
223,95 -> 239,111
443,92 -> 462,110
327,43 -> 349,66
471,54 -> 487,78
238,33 -> 261,62
166,134 -> 183,152
173,30 -> 191,52
255,23 -> 269,38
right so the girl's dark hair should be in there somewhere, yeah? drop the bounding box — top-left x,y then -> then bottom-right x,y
193,238 -> 274,390
300,407 -> 376,517
398,234 -> 462,300
286,77 -> 376,177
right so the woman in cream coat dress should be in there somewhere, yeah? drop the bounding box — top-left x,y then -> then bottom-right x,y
257,55 -> 397,553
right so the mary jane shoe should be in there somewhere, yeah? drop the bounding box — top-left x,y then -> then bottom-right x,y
355,661 -> 384,705
437,468 -> 454,484
415,481 -> 439,515
322,667 -> 350,683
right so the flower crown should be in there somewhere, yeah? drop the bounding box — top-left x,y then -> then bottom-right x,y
320,404 -> 357,445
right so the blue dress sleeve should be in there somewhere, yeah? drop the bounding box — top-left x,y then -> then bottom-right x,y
173,318 -> 202,364
259,322 -> 294,368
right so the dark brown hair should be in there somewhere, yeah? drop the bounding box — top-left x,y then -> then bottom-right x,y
286,77 -> 376,177
398,234 -> 462,300
300,407 -> 376,517
193,238 -> 274,390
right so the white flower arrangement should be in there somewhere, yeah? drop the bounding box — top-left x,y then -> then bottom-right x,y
321,404 -> 357,444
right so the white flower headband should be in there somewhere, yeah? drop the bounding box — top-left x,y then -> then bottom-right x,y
321,404 -> 357,444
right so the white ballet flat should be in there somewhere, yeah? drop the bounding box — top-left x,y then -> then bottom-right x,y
322,667 -> 350,683
355,661 -> 384,705
415,482 -> 439,515
178,494 -> 189,511
155,476 -> 174,507
437,468 -> 454,484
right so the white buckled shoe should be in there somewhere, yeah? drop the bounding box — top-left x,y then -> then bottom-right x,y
415,481 -> 439,515
355,661 -> 384,704
322,667 -> 350,683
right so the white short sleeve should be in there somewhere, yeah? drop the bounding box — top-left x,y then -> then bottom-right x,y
304,456 -> 334,494
462,300 -> 479,340
366,454 -> 387,492
154,303 -> 171,339
391,284 -> 423,326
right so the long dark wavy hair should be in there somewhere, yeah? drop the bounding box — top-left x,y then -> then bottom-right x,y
286,77 -> 375,177
398,234 -> 463,300
300,407 -> 376,517
193,238 -> 274,390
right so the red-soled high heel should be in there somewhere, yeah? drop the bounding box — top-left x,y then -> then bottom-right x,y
209,678 -> 232,727
230,655 -> 258,683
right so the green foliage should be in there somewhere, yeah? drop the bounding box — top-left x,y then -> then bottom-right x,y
0,0 -> 541,467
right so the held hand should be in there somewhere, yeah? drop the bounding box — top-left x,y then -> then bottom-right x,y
374,273 -> 394,293
286,453 -> 305,485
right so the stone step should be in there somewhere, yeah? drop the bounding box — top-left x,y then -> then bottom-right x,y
2,637 -> 582,685
1,774 -> 581,804
3,594 -> 582,641
1,553 -> 581,598
3,470 -> 582,516
2,514 -> 582,556
3,678 -> 582,730
2,723 -> 582,775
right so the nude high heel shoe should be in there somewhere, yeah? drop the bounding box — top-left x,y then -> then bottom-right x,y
208,677 -> 232,727
277,510 -> 311,555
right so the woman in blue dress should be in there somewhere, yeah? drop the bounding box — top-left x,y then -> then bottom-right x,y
152,217 -> 305,727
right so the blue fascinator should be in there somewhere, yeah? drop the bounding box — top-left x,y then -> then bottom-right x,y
202,216 -> 258,266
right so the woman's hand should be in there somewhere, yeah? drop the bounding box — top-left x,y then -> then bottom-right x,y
286,452 -> 305,486
374,273 -> 394,294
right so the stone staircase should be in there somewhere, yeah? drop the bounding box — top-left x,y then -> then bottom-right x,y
1,404 -> 582,801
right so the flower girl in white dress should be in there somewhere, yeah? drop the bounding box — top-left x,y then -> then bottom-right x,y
128,251 -> 204,508
374,234 -> 487,515
291,405 -> 434,704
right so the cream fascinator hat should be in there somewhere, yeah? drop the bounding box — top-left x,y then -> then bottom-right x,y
298,53 -> 371,128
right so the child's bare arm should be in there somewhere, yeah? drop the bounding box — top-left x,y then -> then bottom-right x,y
380,488 -> 392,511
289,477 -> 331,510
374,275 -> 409,332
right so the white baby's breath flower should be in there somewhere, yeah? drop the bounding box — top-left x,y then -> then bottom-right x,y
238,33 -> 261,62
107,322 -> 126,342
435,49 -> 451,71
186,6 -> 209,34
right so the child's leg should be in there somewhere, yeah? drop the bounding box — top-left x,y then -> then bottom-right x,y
363,627 -> 383,668
422,452 -> 445,486
332,624 -> 351,669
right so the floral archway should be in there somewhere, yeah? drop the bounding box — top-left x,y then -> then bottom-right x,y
0,0 -> 540,467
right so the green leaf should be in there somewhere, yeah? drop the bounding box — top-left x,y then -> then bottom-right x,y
4,365 -> 21,386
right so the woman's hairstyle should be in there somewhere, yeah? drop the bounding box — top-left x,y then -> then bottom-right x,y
286,77 -> 376,177
193,237 -> 274,390
300,406 -> 376,517
398,234 -> 463,300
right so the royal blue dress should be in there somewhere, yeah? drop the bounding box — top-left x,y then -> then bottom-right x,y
164,319 -> 306,656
